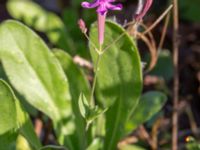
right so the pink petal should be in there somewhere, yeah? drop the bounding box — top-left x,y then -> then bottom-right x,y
97,4 -> 108,15
81,0 -> 99,8
107,3 -> 123,11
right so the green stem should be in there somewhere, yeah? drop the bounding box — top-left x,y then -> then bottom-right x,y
90,48 -> 102,106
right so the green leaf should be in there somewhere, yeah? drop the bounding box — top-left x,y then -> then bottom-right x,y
149,50 -> 173,81
86,138 -> 102,150
119,144 -> 146,150
54,50 -> 91,149
78,92 -> 107,127
16,135 -> 33,150
126,91 -> 167,132
0,79 -> 17,135
89,21 -> 143,150
19,119 -> 41,149
7,1 -> 74,54
0,20 -> 71,122
39,145 -> 67,150
0,131 -> 17,150
0,79 -> 41,149
78,93 -> 90,119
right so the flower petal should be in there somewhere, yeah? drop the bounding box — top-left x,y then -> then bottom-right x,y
106,3 -> 123,11
97,4 -> 108,15
81,0 -> 99,8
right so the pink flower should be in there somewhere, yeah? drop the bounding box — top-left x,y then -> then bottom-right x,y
82,0 -> 122,15
82,0 -> 122,46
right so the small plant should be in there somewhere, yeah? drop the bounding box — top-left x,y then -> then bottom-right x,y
0,0 -> 168,149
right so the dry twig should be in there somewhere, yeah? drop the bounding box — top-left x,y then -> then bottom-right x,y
172,0 -> 180,149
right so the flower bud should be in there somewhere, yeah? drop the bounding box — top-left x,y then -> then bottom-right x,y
78,19 -> 87,33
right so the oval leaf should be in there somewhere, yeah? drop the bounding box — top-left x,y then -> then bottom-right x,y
89,21 -> 143,150
0,20 -> 71,122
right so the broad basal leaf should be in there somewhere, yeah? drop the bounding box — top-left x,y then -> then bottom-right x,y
89,21 -> 143,150
0,20 -> 71,122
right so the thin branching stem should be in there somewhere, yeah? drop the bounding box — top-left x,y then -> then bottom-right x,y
84,32 -> 100,54
158,13 -> 171,52
90,46 -> 102,106
143,4 -> 173,35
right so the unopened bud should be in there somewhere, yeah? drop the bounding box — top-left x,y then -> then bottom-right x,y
78,19 -> 87,33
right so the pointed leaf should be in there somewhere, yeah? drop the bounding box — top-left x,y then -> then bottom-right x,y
78,93 -> 90,119
54,50 -> 91,149
0,79 -> 41,149
0,79 -> 17,135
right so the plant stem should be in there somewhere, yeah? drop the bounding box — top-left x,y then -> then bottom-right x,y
172,0 -> 179,149
90,46 -> 102,106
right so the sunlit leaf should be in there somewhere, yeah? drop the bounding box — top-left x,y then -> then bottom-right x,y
119,144 -> 146,150
0,79 -> 41,149
0,20 -> 71,121
7,1 -> 74,54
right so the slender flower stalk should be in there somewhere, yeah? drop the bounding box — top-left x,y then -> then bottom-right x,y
81,0 -> 122,46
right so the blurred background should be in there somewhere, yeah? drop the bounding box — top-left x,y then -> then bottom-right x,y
0,0 -> 200,149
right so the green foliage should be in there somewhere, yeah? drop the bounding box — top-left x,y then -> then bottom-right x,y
16,135 -> 33,150
0,79 -> 41,150
0,7 -> 167,149
126,91 -> 167,132
54,49 -> 91,149
149,50 -> 173,81
119,144 -> 146,150
89,21 -> 143,150
0,20 -> 71,122
78,93 -> 107,127
7,0 -> 74,54
86,138 -> 102,150
39,145 -> 67,150
0,80 -> 17,135
186,137 -> 200,150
